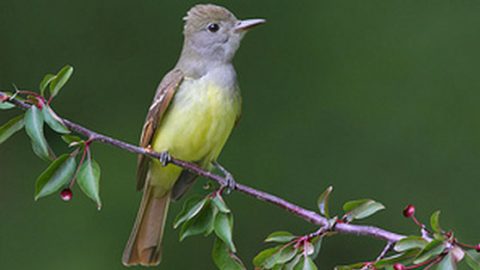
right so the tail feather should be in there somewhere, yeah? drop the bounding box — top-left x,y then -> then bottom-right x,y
122,185 -> 170,266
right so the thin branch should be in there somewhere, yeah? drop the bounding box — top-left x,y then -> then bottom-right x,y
360,243 -> 393,270
0,91 -> 405,243
375,242 -> 394,262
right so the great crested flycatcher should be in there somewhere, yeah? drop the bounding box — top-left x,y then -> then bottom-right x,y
122,4 -> 265,266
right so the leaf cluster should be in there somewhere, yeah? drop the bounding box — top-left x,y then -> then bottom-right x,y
253,186 -> 386,270
253,231 -> 322,270
1,65 -> 102,208
337,211 -> 480,270
174,192 -> 245,270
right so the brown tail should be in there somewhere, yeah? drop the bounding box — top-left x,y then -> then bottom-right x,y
122,185 -> 170,266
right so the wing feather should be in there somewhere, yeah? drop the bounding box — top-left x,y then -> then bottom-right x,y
136,69 -> 184,190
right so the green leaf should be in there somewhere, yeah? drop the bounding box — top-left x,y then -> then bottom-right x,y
375,250 -> 418,268
343,199 -> 385,221
394,236 -> 428,252
212,237 -> 246,270
261,245 -> 299,269
437,253 -> 456,270
205,207 -> 219,236
335,262 -> 365,270
25,106 -> 54,161
179,202 -> 216,241
49,65 -> 73,98
263,250 -> 283,269
173,196 -> 207,228
293,256 -> 318,270
42,105 -> 70,134
35,154 -> 76,200
0,100 -> 15,110
77,156 -> 101,209
414,239 -> 445,264
214,212 -> 236,252
311,236 -> 323,260
0,114 -> 24,144
61,134 -> 83,146
263,245 -> 299,269
254,246 -> 281,267
39,74 -> 56,96
465,250 -> 480,270
265,231 -> 296,243
285,255 -> 302,270
434,233 -> 447,241
343,199 -> 370,212
212,195 -> 230,213
430,210 -> 442,233
272,265 -> 283,270
276,246 -> 298,265
317,186 -> 333,218
302,256 -> 318,270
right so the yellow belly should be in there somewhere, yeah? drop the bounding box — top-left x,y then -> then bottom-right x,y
149,78 -> 241,192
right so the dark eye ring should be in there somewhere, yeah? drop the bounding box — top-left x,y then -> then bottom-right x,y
207,23 -> 220,33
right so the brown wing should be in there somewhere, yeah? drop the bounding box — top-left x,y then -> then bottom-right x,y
136,69 -> 184,190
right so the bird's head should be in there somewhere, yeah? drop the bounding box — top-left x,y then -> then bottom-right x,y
181,4 -> 265,64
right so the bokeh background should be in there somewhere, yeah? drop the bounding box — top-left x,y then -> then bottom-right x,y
1,1 -> 480,269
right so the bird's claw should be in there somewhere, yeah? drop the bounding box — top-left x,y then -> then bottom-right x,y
159,151 -> 172,167
223,173 -> 237,194
213,162 -> 236,194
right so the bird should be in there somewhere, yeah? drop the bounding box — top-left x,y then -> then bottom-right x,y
122,4 -> 265,266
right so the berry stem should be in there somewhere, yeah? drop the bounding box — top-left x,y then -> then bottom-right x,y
69,141 -> 91,188
47,95 -> 54,106
411,215 -> 422,228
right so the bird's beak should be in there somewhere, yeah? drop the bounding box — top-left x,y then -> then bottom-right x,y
234,18 -> 266,32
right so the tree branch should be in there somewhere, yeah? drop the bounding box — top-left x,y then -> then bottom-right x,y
0,91 -> 405,243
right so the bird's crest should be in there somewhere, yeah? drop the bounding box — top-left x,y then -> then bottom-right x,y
183,4 -> 236,34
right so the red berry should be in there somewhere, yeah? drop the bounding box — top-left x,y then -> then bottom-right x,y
60,188 -> 73,201
393,263 -> 405,270
475,243 -> 480,252
403,204 -> 415,218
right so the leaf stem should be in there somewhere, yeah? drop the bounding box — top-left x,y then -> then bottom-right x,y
69,143 -> 90,189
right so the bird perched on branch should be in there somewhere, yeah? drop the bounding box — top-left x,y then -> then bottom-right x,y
122,4 -> 265,266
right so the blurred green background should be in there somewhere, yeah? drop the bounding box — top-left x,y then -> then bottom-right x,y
1,1 -> 480,269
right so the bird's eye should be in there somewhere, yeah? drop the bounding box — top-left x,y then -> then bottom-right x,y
207,23 -> 220,33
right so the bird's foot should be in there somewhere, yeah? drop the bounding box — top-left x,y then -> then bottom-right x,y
213,162 -> 236,194
224,174 -> 236,194
159,151 -> 172,167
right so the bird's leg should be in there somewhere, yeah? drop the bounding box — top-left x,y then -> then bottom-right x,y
159,151 -> 172,167
212,161 -> 236,193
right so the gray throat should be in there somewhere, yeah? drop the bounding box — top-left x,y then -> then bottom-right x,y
175,39 -> 235,79
175,51 -> 238,93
